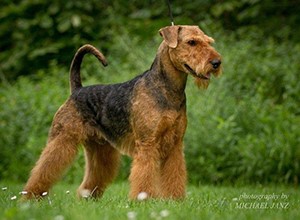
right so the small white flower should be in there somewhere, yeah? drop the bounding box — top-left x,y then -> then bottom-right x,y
47,197 -> 53,205
19,191 -> 28,195
54,215 -> 64,220
11,196 -> 17,200
19,202 -> 30,210
150,211 -> 158,218
42,192 -> 48,196
137,192 -> 148,201
160,209 -> 170,217
2,187 -> 7,191
66,190 -> 70,194
127,211 -> 137,220
80,189 -> 91,198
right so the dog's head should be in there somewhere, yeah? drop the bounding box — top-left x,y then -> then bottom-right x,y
159,25 -> 222,89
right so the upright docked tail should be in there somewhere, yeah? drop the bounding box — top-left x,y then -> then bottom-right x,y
69,44 -> 107,93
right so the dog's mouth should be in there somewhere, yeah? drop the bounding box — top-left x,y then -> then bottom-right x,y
184,64 -> 210,80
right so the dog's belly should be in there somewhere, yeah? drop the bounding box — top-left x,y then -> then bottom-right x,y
115,133 -> 136,156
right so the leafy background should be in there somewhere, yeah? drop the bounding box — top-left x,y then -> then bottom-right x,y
0,0 -> 299,186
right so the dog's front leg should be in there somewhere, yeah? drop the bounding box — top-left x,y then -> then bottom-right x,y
129,140 -> 161,200
160,145 -> 186,199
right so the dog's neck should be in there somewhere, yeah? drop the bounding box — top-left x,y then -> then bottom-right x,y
151,42 -> 188,94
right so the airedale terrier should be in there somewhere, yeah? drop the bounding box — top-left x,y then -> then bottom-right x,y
23,25 -> 221,200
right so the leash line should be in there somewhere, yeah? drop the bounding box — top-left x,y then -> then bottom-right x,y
166,0 -> 175,25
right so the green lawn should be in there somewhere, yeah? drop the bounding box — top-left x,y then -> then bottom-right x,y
1,182 -> 299,220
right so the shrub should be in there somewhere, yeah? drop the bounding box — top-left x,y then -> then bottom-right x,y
0,66 -> 68,181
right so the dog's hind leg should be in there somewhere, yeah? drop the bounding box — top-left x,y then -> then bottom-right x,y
77,140 -> 120,199
22,100 -> 82,199
23,135 -> 79,199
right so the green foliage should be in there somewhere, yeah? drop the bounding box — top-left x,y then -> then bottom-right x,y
0,66 -> 68,181
0,0 -> 108,80
209,0 -> 300,41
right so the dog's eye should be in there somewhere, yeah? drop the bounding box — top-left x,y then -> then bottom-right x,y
187,40 -> 197,46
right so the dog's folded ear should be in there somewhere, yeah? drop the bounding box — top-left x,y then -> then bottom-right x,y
159,25 -> 181,48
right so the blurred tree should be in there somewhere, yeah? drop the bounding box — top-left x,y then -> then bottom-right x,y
0,0 -> 299,81
209,0 -> 300,40
0,0 -> 112,81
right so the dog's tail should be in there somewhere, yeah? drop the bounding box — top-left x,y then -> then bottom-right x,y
69,44 -> 107,93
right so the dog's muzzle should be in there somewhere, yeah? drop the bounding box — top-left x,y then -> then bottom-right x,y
184,64 -> 210,80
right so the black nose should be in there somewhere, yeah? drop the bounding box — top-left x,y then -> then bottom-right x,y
210,59 -> 221,69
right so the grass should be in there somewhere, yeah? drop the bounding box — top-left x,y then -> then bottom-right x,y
0,182 -> 299,220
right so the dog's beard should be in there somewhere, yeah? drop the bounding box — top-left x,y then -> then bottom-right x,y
194,78 -> 210,89
194,67 -> 222,89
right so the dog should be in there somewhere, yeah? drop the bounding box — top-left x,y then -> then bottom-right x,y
23,25 -> 221,200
